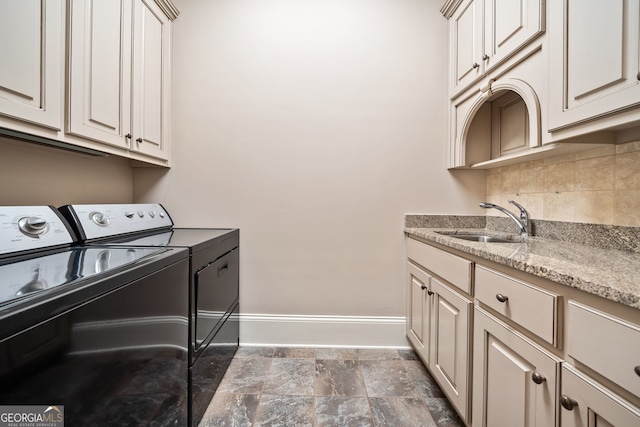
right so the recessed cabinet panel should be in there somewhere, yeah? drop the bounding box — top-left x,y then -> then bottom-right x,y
548,0 -> 640,130
0,0 -> 62,129
484,0 -> 543,69
406,262 -> 431,363
69,0 -> 132,148
452,0 -> 481,91
89,1 -> 125,131
485,335 -> 530,426
132,0 -> 170,159
472,307 -> 558,427
568,1 -> 624,104
430,277 -> 471,423
491,91 -> 529,158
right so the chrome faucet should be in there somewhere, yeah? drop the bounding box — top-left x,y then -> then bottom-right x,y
479,200 -> 531,237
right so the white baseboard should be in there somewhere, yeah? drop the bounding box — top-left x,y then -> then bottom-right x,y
239,313 -> 410,349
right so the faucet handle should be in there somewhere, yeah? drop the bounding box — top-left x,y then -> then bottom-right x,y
508,200 -> 529,221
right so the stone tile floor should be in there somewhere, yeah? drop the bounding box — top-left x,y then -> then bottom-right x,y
199,347 -> 464,427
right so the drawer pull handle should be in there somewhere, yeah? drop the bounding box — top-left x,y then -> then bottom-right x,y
635,366 -> 640,377
496,294 -> 508,303
531,372 -> 546,384
560,395 -> 578,411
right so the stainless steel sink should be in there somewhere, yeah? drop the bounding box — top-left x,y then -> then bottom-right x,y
435,232 -> 524,243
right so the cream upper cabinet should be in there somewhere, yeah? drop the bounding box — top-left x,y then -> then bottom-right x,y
0,0 -> 63,130
548,0 -> 640,131
131,0 -> 172,159
447,0 -> 544,97
449,0 -> 483,96
68,0 -> 132,149
68,0 -> 172,160
406,237 -> 472,423
472,307 -> 559,427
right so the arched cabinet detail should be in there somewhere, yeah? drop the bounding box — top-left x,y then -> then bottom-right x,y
449,78 -> 542,169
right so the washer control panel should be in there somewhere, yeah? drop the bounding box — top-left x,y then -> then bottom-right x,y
0,206 -> 75,256
60,203 -> 173,241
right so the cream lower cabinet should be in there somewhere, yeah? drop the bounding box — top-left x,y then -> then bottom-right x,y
68,0 -> 172,160
560,365 -> 640,427
472,307 -> 559,427
430,276 -> 472,421
406,237 -> 472,423
406,261 -> 432,363
0,0 -> 63,129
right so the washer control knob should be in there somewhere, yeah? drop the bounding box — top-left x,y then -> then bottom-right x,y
159,212 -> 165,218
137,211 -> 144,218
18,216 -> 49,237
91,212 -> 110,227
148,211 -> 155,218
125,212 -> 135,218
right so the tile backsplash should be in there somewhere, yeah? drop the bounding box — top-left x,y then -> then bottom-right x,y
486,141 -> 640,227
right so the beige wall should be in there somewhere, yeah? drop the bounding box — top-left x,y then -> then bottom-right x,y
0,137 -> 133,206
486,141 -> 640,226
134,0 -> 486,317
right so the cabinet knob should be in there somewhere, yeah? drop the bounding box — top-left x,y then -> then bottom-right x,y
125,133 -> 132,139
472,62 -> 479,69
496,294 -> 508,303
634,366 -> 640,377
136,137 -> 143,143
482,54 -> 489,61
531,372 -> 546,384
420,284 -> 427,290
637,71 -> 640,81
427,290 -> 434,296
560,395 -> 578,411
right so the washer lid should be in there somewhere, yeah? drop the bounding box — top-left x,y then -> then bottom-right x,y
0,246 -> 167,308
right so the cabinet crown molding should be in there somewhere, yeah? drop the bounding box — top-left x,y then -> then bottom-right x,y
440,0 -> 464,19
153,0 -> 179,21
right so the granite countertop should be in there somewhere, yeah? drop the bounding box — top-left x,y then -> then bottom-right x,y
404,225 -> 640,310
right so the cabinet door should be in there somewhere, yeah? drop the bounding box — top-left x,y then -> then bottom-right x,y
449,0 -> 483,95
430,277 -> 471,423
131,0 -> 171,159
406,262 -> 431,363
560,365 -> 640,427
548,0 -> 640,131
0,0 -> 63,129
68,0 -> 132,149
483,0 -> 543,72
472,307 -> 558,427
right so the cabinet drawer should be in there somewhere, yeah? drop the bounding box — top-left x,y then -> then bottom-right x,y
568,301 -> 640,398
406,237 -> 472,294
475,265 -> 559,345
